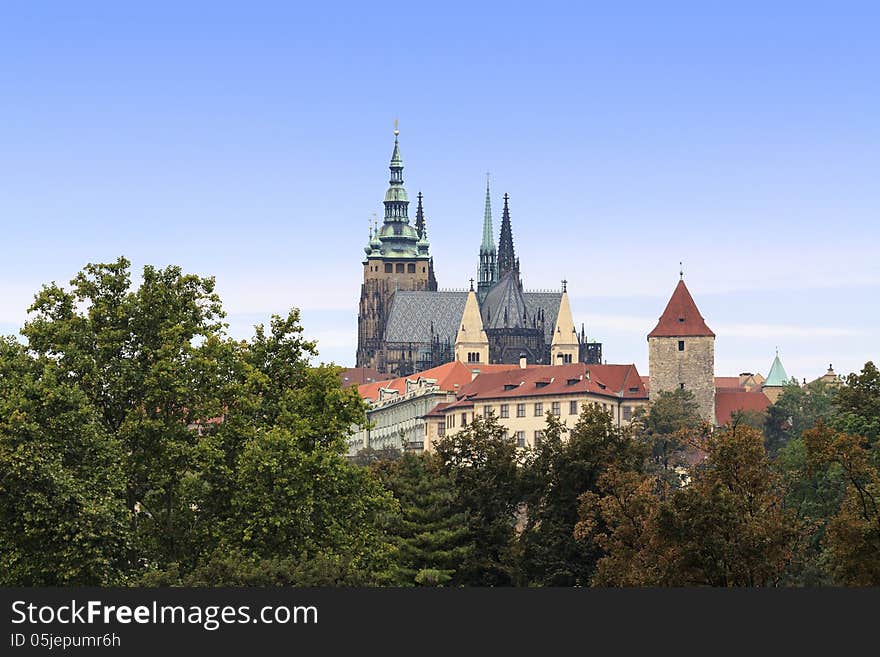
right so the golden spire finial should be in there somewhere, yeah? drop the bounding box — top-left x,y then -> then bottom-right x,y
394,117 -> 399,137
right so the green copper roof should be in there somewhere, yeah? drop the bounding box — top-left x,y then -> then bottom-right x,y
480,178 -> 495,254
764,354 -> 790,387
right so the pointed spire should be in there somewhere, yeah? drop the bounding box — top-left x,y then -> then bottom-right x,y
551,286 -> 579,364
497,193 -> 517,278
764,352 -> 790,387
481,174 -> 495,254
415,191 -> 425,239
454,287 -> 489,365
648,278 -> 715,338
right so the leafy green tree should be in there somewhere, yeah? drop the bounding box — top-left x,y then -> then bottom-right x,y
518,407 -> 646,586
0,338 -> 129,585
803,421 -> 880,585
434,413 -> 522,585
635,388 -> 703,485
833,362 -> 880,444
764,380 -> 838,456
371,452 -> 471,586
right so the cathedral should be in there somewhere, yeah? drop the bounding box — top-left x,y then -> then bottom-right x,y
356,127 -> 601,377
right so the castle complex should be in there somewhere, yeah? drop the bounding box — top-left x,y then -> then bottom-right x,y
356,127 -> 601,377
348,125 -> 838,455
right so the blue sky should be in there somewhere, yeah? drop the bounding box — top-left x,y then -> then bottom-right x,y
1,1 -> 878,380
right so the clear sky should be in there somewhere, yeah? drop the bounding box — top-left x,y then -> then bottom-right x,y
2,1 -> 878,381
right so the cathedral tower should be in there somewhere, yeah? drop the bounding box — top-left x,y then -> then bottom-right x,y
647,275 -> 716,423
496,193 -> 520,284
356,124 -> 436,371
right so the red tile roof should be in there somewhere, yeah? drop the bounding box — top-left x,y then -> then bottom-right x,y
438,362 -> 648,412
340,366 -> 384,387
714,390 -> 771,426
648,279 -> 715,338
357,361 -> 518,402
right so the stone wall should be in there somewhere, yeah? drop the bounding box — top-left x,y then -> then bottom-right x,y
648,335 -> 715,423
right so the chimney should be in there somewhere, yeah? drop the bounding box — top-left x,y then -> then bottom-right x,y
519,353 -> 527,369
738,372 -> 753,387
471,369 -> 480,381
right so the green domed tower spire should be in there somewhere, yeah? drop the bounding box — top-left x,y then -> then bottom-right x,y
375,120 -> 420,257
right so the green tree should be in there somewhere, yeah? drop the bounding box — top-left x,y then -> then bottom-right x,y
372,452 -> 471,586
834,362 -> 880,444
0,338 -> 129,585
434,413 -> 522,585
636,388 -> 703,485
764,380 -> 838,456
518,406 -> 646,586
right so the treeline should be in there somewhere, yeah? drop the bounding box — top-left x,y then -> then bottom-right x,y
1,259 -> 878,586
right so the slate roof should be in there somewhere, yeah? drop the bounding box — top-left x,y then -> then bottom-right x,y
384,287 -> 562,347
384,290 -> 468,345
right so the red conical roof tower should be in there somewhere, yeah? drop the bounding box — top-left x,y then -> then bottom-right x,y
648,279 -> 715,338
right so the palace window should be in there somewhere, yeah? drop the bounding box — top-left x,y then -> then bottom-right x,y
407,263 -> 416,273
385,263 -> 393,273
500,404 -> 509,418
461,413 -> 468,427
396,263 -> 405,273
623,406 -> 633,421
516,403 -> 526,418
437,423 -> 445,437
569,400 -> 578,415
552,401 -> 561,416
516,431 -> 526,448
534,430 -> 544,445
483,405 -> 493,417
534,402 -> 543,417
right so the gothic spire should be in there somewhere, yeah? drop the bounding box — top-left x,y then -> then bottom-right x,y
481,175 -> 495,255
415,191 -> 426,239
497,193 -> 517,278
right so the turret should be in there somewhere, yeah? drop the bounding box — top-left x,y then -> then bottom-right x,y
455,281 -> 489,365
550,281 -> 579,365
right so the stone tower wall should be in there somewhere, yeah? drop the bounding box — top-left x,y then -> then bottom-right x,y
356,257 -> 431,371
648,335 -> 715,423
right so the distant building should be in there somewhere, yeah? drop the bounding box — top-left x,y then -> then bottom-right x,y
423,361 -> 649,452
347,361 -> 517,455
762,351 -> 793,403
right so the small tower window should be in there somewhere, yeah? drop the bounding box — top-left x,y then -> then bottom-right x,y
679,383 -> 685,390
385,263 -> 393,273
396,263 -> 405,273
678,340 -> 685,351
407,263 -> 416,273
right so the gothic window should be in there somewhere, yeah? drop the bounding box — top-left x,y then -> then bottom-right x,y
407,263 -> 416,273
385,263 -> 393,273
